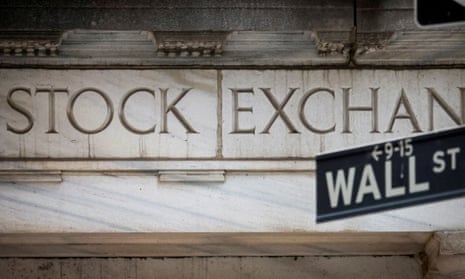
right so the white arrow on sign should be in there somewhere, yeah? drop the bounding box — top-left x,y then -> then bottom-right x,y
372,145 -> 382,161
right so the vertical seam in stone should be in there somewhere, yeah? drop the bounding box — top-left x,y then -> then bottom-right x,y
216,70 -> 223,159
87,134 -> 91,158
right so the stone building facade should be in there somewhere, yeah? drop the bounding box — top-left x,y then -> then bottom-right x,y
0,1 -> 464,278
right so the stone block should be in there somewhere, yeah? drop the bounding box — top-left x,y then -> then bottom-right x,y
221,69 -> 465,158
0,69 -> 217,158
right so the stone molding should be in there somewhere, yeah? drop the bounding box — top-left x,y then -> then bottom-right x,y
0,170 -> 62,183
0,160 -> 312,183
1,29 -> 464,66
154,31 -> 228,57
354,32 -> 393,56
354,31 -> 465,66
0,232 -> 430,257
0,39 -> 60,57
311,31 -> 352,56
0,30 -> 348,66
425,231 -> 465,279
0,31 -> 62,57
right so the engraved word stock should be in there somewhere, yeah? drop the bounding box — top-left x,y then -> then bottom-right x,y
6,87 -> 197,135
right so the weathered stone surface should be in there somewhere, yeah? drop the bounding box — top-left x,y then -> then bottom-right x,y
0,232 -> 430,257
2,28 -> 464,67
2,1 -> 465,67
222,69 -> 465,158
356,0 -> 465,32
425,231 -> 465,279
0,256 -> 422,279
2,69 -> 464,159
354,31 -> 465,66
0,69 -> 217,158
1,69 -> 464,234
0,30 -> 349,67
0,174 -> 463,232
355,0 -> 465,66
0,1 -> 353,31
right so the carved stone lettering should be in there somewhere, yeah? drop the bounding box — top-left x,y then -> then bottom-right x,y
67,88 -> 114,135
230,88 -> 256,134
119,88 -> 156,135
299,88 -> 336,134
160,88 -> 198,134
222,70 -> 465,158
6,87 -> 34,134
0,70 -> 217,158
342,87 -> 379,134
260,88 -> 299,134
427,87 -> 465,131
35,87 -> 69,134
386,89 -> 422,133
1,69 -> 464,158
6,87 -> 199,136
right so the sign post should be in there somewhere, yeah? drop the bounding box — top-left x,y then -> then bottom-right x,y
316,127 -> 465,223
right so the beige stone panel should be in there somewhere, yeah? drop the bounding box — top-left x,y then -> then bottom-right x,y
0,69 -> 217,158
0,257 -> 422,279
222,69 -> 465,158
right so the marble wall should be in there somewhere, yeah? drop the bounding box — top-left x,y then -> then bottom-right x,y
0,174 -> 464,233
0,69 -> 464,233
1,69 -> 464,158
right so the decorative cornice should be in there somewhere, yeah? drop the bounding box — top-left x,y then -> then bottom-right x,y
2,30 -> 464,67
154,31 -> 228,57
0,31 -> 63,57
354,31 -> 465,65
311,32 -> 351,57
0,40 -> 59,56
354,32 -> 393,56
0,30 -> 347,66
